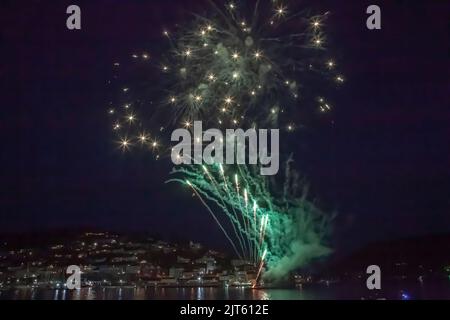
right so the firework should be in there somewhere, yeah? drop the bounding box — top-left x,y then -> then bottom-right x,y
108,0 -> 342,156
167,159 -> 333,281
108,0 -> 342,283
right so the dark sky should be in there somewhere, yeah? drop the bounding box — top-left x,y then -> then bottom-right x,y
1,0 -> 449,254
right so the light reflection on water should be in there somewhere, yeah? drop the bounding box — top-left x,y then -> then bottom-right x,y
0,282 -> 449,300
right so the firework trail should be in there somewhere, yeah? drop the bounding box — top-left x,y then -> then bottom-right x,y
167,160 -> 334,281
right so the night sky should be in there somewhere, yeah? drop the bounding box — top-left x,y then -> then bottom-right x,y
1,0 -> 449,254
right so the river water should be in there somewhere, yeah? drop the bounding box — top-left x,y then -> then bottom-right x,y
1,282 -> 449,300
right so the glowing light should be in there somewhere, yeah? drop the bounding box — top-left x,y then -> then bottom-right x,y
244,189 -> 248,207
127,114 -> 136,123
327,60 -> 335,68
184,49 -> 192,57
254,51 -> 262,59
232,52 -> 239,60
208,73 -> 216,81
232,72 -> 239,79
336,75 -> 345,83
139,133 -> 149,143
142,54 -> 149,59
401,292 -> 411,300
184,121 -> 192,128
163,30 -> 169,37
261,248 -> 268,260
119,138 -> 131,151
254,249 -> 268,287
109,109 -> 115,115
276,5 -> 287,17
170,97 -> 177,104
224,96 -> 233,105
